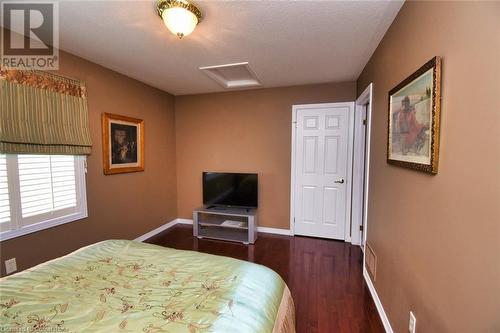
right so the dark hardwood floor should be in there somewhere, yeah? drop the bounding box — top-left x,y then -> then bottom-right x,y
146,224 -> 384,333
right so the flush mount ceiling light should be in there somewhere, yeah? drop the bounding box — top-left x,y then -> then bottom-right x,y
156,0 -> 202,39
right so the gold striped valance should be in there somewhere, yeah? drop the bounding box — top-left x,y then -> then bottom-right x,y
0,68 -> 87,98
0,68 -> 92,155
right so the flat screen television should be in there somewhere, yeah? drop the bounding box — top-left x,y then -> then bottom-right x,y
203,172 -> 258,208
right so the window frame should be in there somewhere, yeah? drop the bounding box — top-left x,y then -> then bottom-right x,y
0,154 -> 88,242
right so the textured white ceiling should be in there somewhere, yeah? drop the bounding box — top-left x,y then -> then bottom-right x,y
56,0 -> 403,95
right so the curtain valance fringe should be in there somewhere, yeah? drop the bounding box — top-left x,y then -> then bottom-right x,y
0,67 -> 92,156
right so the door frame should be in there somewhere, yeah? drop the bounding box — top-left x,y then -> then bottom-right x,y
290,102 -> 355,241
351,83 -> 373,247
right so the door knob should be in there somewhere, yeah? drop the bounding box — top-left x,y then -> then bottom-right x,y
334,178 -> 345,184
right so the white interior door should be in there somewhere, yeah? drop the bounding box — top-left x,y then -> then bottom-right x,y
293,102 -> 353,240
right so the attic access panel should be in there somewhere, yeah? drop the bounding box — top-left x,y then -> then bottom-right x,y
199,62 -> 261,89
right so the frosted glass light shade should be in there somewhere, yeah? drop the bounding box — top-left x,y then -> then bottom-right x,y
162,7 -> 198,38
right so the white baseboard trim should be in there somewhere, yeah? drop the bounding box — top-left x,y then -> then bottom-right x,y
134,218 -> 293,242
257,226 -> 293,236
134,219 -> 178,242
176,218 -> 193,225
363,267 -> 394,333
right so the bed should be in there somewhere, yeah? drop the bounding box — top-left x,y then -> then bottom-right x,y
0,240 -> 295,332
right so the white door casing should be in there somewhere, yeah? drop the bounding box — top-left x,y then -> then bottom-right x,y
358,83 -> 373,249
292,102 -> 354,240
350,103 -> 368,246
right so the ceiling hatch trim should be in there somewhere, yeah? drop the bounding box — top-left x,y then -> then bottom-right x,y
199,62 -> 262,89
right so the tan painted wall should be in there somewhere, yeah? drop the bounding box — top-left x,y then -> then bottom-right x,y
357,1 -> 500,332
175,82 -> 356,229
0,51 -> 178,276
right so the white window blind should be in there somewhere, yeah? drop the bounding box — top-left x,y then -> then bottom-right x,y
0,154 -> 87,241
0,155 -> 10,225
18,155 -> 77,217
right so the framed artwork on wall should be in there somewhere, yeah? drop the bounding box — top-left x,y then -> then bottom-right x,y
387,56 -> 442,174
102,113 -> 144,175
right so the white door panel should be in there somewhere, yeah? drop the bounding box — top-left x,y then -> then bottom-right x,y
294,103 -> 352,240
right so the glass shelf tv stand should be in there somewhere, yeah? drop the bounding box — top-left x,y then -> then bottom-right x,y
193,207 -> 257,244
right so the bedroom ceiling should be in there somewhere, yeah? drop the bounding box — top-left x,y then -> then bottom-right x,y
54,0 -> 403,95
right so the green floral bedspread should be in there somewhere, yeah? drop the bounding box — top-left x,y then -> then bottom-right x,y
0,240 -> 285,332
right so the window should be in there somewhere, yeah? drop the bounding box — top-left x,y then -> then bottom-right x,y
0,154 -> 87,241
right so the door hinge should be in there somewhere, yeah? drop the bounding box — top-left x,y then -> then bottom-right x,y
359,225 -> 364,231
363,119 -> 367,126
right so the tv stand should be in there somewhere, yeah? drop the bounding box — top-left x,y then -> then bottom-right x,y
205,205 -> 251,213
193,207 -> 257,244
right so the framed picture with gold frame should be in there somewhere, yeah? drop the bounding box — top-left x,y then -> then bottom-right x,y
102,113 -> 144,175
387,56 -> 441,174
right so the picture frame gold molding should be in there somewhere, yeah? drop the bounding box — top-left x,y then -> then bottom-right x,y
102,113 -> 144,175
387,56 -> 442,174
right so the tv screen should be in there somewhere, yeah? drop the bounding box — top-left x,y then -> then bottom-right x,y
203,172 -> 258,208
